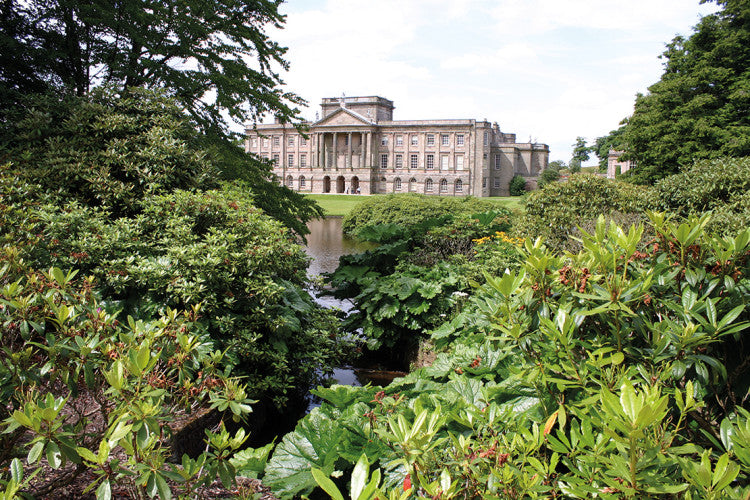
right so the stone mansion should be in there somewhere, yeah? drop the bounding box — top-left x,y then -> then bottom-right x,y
245,96 -> 549,196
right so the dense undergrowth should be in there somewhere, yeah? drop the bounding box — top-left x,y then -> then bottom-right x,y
0,89 -> 341,498
262,211 -> 750,499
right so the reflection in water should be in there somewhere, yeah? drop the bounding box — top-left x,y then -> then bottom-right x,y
304,217 -> 371,277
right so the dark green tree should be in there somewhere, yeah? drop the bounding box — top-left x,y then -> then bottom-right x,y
570,136 -> 590,173
624,0 -> 750,184
0,0 -> 321,234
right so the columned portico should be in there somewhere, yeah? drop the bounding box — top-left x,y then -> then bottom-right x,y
246,95 -> 549,197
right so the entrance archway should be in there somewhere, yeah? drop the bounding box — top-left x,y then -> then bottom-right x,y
336,176 -> 345,193
323,176 -> 331,193
351,176 -> 360,194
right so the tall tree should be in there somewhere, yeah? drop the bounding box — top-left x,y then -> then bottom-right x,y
623,0 -> 750,184
569,136 -> 590,173
0,0 -> 321,233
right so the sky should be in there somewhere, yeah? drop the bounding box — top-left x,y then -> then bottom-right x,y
266,0 -> 720,164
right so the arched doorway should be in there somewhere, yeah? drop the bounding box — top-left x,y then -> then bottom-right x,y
351,176 -> 360,194
336,176 -> 345,193
323,176 -> 331,193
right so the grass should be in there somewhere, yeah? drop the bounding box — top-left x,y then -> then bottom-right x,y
305,194 -> 524,217
305,194 -> 370,216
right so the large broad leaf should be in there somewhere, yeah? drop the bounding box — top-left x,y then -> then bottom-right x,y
311,385 -> 377,408
444,377 -> 486,408
264,409 -> 345,499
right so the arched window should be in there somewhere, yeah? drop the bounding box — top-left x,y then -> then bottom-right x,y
455,179 -> 463,193
439,179 -> 448,193
394,178 -> 402,191
286,175 -> 294,188
425,178 -> 433,192
409,178 -> 417,192
299,175 -> 306,189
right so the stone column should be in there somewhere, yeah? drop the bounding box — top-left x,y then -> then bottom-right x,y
332,132 -> 338,170
322,133 -> 328,171
346,132 -> 354,170
366,132 -> 372,169
360,132 -> 365,168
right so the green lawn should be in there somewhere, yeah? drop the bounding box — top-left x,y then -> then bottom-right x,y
305,194 -> 524,217
305,194 -> 370,216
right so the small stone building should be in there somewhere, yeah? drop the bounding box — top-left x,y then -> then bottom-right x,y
245,95 -> 549,196
607,149 -> 633,179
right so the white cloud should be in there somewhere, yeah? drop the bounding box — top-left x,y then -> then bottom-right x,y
261,0 -> 721,162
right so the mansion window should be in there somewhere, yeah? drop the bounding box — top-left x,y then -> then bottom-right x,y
455,179 -> 463,193
426,154 -> 435,169
300,137 -> 308,146
456,134 -> 464,146
494,178 -> 501,188
273,154 -> 280,164
273,136 -> 280,147
299,176 -> 306,189
483,131 -> 489,146
300,154 -> 307,168
441,134 -> 449,146
411,135 -> 418,147
395,154 -> 403,169
286,175 -> 293,187
381,136 -> 388,146
288,136 -> 295,147
440,179 -> 448,193
455,155 -> 464,170
288,154 -> 294,167
427,134 -> 435,146
262,137 -> 269,148
251,137 -> 258,147
395,135 -> 404,147
380,154 -> 389,169
483,153 -> 488,160
410,154 -> 418,169
495,155 -> 502,170
409,178 -> 417,192
425,179 -> 434,192
482,177 -> 487,188
440,155 -> 449,170
395,178 -> 402,191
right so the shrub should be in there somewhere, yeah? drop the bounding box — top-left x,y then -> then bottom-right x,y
267,214 -> 750,499
516,174 -> 654,250
341,193 -> 500,236
1,179 -> 343,407
0,256 -> 257,498
653,157 -> 750,234
0,88 -> 218,217
508,175 -> 527,196
537,164 -> 561,188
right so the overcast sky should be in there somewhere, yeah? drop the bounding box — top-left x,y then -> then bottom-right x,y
267,1 -> 719,164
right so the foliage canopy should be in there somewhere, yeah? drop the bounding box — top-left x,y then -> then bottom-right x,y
623,0 -> 750,183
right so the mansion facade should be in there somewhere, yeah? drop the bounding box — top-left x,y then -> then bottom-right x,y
245,96 -> 549,196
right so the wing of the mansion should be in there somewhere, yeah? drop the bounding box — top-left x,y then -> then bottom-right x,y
245,96 -> 549,196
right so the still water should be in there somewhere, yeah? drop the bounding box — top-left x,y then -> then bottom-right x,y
304,217 -> 405,388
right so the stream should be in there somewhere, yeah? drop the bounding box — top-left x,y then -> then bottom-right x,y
304,217 -> 407,389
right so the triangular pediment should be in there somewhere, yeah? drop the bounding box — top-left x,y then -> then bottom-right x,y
313,107 -> 374,127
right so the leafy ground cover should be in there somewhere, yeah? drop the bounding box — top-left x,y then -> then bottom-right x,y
255,211 -> 750,499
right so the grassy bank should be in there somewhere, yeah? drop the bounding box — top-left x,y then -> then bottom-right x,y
306,194 -> 523,217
